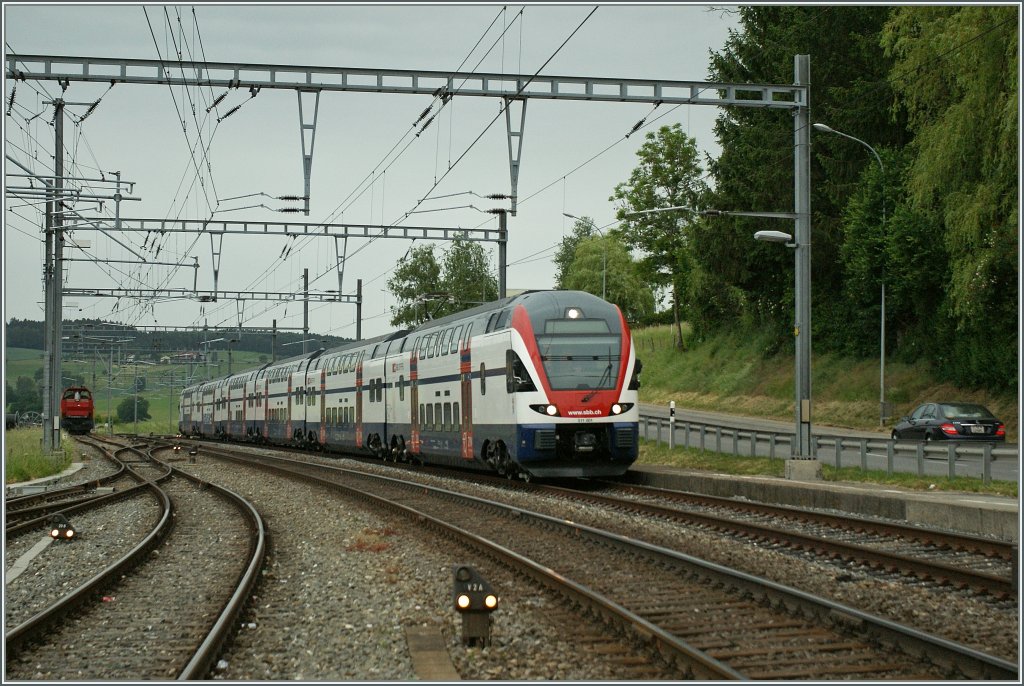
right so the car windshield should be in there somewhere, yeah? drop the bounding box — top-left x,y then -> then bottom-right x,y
940,403 -> 995,419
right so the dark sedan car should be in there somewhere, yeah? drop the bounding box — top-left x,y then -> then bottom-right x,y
891,402 -> 1006,442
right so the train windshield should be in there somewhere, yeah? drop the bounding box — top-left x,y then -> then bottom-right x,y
63,389 -> 91,400
536,318 -> 620,391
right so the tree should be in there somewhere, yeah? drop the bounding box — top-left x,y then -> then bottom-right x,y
702,5 -> 905,347
388,244 -> 442,327
11,376 -> 41,414
440,238 -> 499,313
610,123 -> 708,348
387,239 -> 498,327
562,236 -> 656,325
553,216 -> 599,288
116,395 -> 151,423
881,6 -> 1018,389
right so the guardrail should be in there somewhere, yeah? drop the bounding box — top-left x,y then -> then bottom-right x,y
639,413 -> 1016,484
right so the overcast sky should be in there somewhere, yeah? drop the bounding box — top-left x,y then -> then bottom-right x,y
4,3 -> 742,344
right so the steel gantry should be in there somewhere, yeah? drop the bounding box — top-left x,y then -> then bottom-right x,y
7,52 -> 813,461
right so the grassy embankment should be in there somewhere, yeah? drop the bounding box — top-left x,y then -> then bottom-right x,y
633,324 -> 1018,497
5,427 -> 74,483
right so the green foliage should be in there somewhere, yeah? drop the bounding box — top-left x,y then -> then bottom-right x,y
117,395 -> 151,423
387,238 -> 498,327
9,376 -> 41,414
562,236 -> 656,325
553,216 -> 598,288
881,5 -> 1018,390
610,123 -> 708,347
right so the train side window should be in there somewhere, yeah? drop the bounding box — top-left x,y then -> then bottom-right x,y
479,363 -> 486,395
435,403 -> 442,431
426,403 -> 434,430
399,375 -> 406,402
453,402 -> 460,431
443,403 -> 452,432
485,312 -> 499,332
438,328 -> 451,356
450,325 -> 463,354
495,308 -> 511,330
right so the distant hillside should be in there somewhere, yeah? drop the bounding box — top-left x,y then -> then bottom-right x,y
5,318 -> 351,356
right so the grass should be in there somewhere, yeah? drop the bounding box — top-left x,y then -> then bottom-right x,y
5,427 -> 74,483
637,440 -> 1018,498
633,325 -> 1019,442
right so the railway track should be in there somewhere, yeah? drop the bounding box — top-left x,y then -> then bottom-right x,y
4,438 -> 266,680
548,480 -> 1017,598
197,439 -> 1015,598
194,444 -> 1016,680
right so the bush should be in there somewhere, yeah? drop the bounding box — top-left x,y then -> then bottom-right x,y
116,396 -> 151,423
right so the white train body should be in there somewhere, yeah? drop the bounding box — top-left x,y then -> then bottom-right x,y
180,290 -> 640,478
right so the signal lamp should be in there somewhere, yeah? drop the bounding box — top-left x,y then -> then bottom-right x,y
451,565 -> 498,646
49,514 -> 76,541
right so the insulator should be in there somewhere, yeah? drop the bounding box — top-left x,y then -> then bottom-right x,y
414,104 -> 433,124
277,195 -> 303,201
626,119 -> 645,137
486,193 -> 510,200
415,114 -> 436,138
206,91 -> 228,113
218,104 -> 242,122
6,85 -> 14,116
278,207 -> 302,213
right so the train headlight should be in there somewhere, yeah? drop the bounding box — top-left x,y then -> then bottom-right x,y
546,404 -> 558,416
565,307 -> 582,319
611,403 -> 634,415
529,404 -> 560,417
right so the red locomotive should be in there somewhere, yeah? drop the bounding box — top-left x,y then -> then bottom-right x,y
60,386 -> 95,435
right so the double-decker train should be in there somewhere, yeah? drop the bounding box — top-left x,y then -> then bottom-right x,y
179,290 -> 640,479
60,386 -> 95,435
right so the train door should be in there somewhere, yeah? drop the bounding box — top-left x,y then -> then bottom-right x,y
460,336 -> 473,460
355,356 -> 364,448
409,351 -> 420,454
318,366 -> 326,446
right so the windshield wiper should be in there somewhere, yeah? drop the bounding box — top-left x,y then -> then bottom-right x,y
582,360 -> 612,403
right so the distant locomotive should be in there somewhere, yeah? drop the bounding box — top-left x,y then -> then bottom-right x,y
179,290 -> 641,479
60,386 -> 95,435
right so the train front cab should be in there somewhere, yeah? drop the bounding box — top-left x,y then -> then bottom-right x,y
503,293 -> 640,478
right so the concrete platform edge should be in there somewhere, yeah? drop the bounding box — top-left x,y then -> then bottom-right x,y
623,466 -> 1019,543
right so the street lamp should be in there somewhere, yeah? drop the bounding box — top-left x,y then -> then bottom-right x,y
563,213 -> 606,299
813,123 -> 887,426
625,205 -> 814,466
